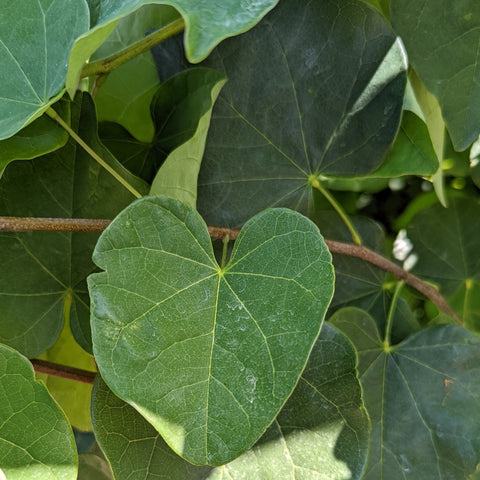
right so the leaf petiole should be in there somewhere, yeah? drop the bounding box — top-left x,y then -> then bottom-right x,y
221,234 -> 230,269
45,107 -> 142,199
310,176 -> 362,245
383,280 -> 404,350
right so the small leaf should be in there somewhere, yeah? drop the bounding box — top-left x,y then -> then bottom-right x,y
370,111 -> 438,177
0,93 -> 146,357
92,324 -> 369,479
331,307 -> 480,480
0,344 -> 77,479
0,0 -> 89,139
88,196 -> 334,465
198,0 -> 407,226
391,0 -> 480,150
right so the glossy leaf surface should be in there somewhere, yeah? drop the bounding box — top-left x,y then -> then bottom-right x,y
93,324 -> 368,479
408,197 -> 480,330
89,196 -> 334,465
391,0 -> 480,150
198,0 -> 407,226
0,0 -> 89,139
0,344 -> 77,479
332,307 -> 480,480
0,94 -> 146,357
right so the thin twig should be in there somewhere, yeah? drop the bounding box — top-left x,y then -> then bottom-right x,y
0,217 -> 461,325
31,359 -> 96,385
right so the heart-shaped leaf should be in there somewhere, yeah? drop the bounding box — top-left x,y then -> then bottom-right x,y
391,0 -> 480,151
0,0 -> 90,140
92,323 -> 368,479
331,307 -> 480,480
88,196 -> 334,465
198,0 -> 407,226
0,344 -> 77,479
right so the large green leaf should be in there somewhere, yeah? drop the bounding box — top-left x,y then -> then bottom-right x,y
92,5 -> 180,142
0,0 -> 89,140
407,197 -> 480,330
0,93 -> 146,357
88,196 -> 334,465
391,0 -> 480,151
0,344 -> 77,479
331,307 -> 480,480
66,0 -> 278,94
92,323 -> 369,479
198,0 -> 407,227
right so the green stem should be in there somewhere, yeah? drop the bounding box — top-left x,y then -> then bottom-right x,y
81,18 -> 185,78
45,107 -> 142,199
221,234 -> 230,269
383,280 -> 404,350
311,177 -> 362,245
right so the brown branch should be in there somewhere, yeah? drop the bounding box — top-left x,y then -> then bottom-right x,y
0,217 -> 110,232
0,217 -> 462,325
31,359 -> 96,385
325,240 -> 462,326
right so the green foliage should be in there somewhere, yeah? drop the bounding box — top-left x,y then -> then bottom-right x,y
89,196 -> 334,465
0,0 -> 480,478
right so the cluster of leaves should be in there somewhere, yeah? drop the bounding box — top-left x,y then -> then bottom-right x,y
1,0 -> 480,478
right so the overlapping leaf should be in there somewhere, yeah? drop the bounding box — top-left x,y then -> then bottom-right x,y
198,0 -> 407,226
407,197 -> 480,330
88,196 -> 334,465
0,0 -> 90,140
0,93 -> 147,357
0,344 -> 77,479
92,323 -> 369,479
66,0 -> 278,94
100,67 -> 226,206
92,5 -> 181,142
391,0 -> 480,151
331,307 -> 480,479
0,99 -> 70,176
